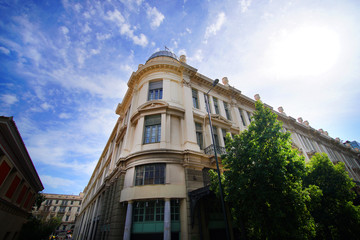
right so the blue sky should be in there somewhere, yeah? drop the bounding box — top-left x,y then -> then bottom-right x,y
1,0 -> 359,195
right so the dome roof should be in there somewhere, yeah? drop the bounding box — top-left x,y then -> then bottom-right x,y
147,50 -> 178,62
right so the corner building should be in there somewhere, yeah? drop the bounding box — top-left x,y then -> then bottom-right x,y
74,50 -> 360,240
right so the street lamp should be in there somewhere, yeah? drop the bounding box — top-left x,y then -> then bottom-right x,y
205,79 -> 231,240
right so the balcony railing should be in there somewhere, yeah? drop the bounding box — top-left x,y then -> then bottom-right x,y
204,144 -> 226,156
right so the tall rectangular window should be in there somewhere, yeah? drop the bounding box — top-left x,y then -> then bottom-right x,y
195,122 -> 203,149
192,89 -> 199,109
144,115 -> 161,144
148,81 -> 163,101
0,161 -> 11,186
222,129 -> 227,145
223,102 -> 231,120
238,108 -> 246,126
246,111 -> 252,123
213,126 -> 220,147
213,97 -> 219,114
5,175 -> 20,199
135,163 -> 165,186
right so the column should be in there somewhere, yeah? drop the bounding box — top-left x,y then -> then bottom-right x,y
182,81 -> 198,151
123,201 -> 133,240
164,199 -> 171,240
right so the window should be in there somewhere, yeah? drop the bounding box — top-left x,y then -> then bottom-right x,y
192,89 -> 199,108
68,207 -> 72,212
135,164 -> 165,186
61,200 -> 68,206
213,97 -> 219,114
224,102 -> 231,120
148,81 -> 163,100
0,160 -> 11,186
56,200 -> 59,204
5,175 -> 20,199
222,129 -> 227,145
213,126 -> 220,147
77,207 -> 80,212
133,200 -> 164,222
171,200 -> 180,221
246,111 -> 252,123
65,215 -> 69,221
144,115 -> 161,144
238,108 -> 246,126
195,123 -> 203,149
71,201 -> 73,205
59,206 -> 66,213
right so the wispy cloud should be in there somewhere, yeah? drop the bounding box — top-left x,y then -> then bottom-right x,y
204,12 -> 226,42
40,175 -> 76,189
145,4 -> 165,29
240,0 -> 253,13
1,94 -> 18,105
105,8 -> 148,47
0,46 -> 10,55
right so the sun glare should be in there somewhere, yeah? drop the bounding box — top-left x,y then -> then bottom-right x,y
269,26 -> 340,77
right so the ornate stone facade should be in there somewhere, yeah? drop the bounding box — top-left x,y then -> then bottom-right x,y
73,50 -> 360,240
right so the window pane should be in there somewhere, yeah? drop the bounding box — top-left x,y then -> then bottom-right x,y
135,164 -> 165,186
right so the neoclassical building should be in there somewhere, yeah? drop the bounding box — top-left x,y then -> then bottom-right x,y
32,193 -> 83,238
0,116 -> 44,240
73,50 -> 360,240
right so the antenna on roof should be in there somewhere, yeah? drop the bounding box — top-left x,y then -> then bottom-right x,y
165,46 -> 169,51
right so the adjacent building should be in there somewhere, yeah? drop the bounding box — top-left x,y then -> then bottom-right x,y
73,50 -> 360,240
0,116 -> 44,240
33,193 -> 83,238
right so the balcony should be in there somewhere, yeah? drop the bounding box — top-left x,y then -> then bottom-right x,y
204,144 -> 226,156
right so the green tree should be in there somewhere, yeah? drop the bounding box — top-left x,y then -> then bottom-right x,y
304,153 -> 360,239
211,101 -> 315,239
19,215 -> 61,240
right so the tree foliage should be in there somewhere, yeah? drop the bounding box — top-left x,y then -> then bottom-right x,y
19,215 -> 61,240
304,153 -> 360,239
212,101 -> 315,239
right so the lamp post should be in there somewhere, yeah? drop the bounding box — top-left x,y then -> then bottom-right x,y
205,79 -> 231,240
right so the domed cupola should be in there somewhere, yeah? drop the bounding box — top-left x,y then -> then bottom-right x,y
146,49 -> 178,63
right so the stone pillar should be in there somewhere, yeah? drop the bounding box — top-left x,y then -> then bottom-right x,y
182,79 -> 198,151
123,201 -> 133,240
164,199 -> 171,240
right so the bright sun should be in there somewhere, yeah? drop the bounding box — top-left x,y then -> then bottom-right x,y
268,25 -> 340,77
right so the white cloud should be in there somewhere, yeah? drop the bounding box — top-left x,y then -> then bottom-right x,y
40,175 -> 75,189
41,102 -> 53,111
189,49 -> 203,63
83,23 -> 92,33
59,113 -> 71,119
105,9 -> 148,47
74,3 -> 82,12
1,94 -> 18,105
204,12 -> 226,41
146,4 -> 165,29
178,49 -> 187,56
96,33 -> 112,41
240,0 -> 253,13
0,46 -> 10,55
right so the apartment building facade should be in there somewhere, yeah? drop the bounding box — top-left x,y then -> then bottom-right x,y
73,50 -> 360,240
33,193 -> 83,238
